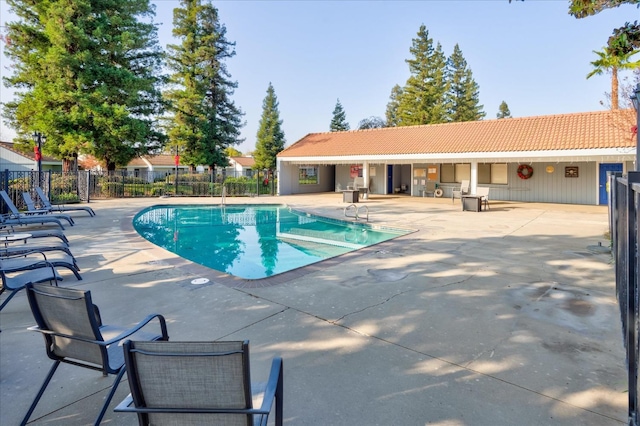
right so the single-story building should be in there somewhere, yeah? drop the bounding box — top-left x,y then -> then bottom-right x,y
225,156 -> 255,178
125,154 -> 190,177
125,155 -> 256,179
277,109 -> 637,205
0,141 -> 62,172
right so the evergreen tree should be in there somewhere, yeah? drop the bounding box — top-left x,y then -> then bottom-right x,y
254,83 -> 285,174
385,85 -> 403,127
496,101 -> 512,119
396,25 -> 449,126
446,44 -> 485,122
3,0 -> 166,170
165,0 -> 244,173
330,99 -> 350,131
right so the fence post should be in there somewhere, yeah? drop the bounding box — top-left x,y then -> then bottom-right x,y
86,170 -> 91,203
627,171 -> 640,426
1,169 -> 8,215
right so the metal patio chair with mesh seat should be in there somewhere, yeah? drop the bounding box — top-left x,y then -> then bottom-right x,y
0,252 -> 61,313
476,186 -> 491,210
452,179 -> 470,203
35,186 -> 96,217
0,191 -> 67,229
22,192 -> 76,226
115,340 -> 283,426
22,284 -> 169,426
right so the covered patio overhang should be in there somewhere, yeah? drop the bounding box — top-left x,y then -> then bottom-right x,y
277,147 -> 636,166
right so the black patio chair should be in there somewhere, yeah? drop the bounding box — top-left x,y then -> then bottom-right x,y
115,340 -> 283,426
0,252 -> 61,312
22,283 -> 169,426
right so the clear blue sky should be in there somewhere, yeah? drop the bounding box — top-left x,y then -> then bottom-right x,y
0,1 -> 637,154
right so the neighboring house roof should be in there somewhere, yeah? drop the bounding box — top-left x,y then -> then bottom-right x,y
0,141 -> 59,163
128,154 -> 181,167
278,110 -> 636,159
230,156 -> 255,168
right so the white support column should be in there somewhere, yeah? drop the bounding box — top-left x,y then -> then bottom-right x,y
470,161 -> 478,194
362,161 -> 370,199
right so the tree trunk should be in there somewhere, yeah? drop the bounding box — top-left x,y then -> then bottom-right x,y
611,67 -> 619,110
107,160 -> 116,171
62,158 -> 72,172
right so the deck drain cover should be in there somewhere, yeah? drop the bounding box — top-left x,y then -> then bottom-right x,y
191,278 -> 210,285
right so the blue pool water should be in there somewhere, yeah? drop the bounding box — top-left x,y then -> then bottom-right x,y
133,204 -> 410,279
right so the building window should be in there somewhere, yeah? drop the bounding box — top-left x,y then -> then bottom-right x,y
440,164 -> 470,183
299,166 -> 318,185
478,163 -> 508,184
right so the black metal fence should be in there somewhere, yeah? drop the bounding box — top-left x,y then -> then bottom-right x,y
610,170 -> 640,426
0,169 -> 277,213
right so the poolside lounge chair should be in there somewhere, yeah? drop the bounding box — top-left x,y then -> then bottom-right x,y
35,186 -> 95,217
476,186 -> 491,210
0,191 -> 68,229
1,212 -> 65,230
2,250 -> 81,279
22,192 -> 75,225
1,227 -> 69,244
452,180 -> 470,203
0,252 -> 61,312
115,340 -> 283,426
22,283 -> 169,426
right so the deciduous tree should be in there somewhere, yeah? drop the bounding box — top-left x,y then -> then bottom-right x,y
569,1 -> 639,55
358,116 -> 386,129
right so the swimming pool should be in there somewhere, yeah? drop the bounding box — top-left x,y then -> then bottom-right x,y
133,204 -> 410,279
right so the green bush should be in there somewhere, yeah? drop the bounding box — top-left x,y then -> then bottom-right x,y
51,192 -> 80,204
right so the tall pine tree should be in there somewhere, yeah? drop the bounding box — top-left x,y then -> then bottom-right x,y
446,44 -> 485,122
496,101 -> 512,119
3,0 -> 166,170
330,99 -> 350,131
396,25 -> 448,126
385,85 -> 403,127
254,83 -> 285,174
165,0 -> 244,173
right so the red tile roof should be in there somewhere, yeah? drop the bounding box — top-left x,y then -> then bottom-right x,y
278,110 -> 636,158
128,154 -> 178,167
230,156 -> 255,167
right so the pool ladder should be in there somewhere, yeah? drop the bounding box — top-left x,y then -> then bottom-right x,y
344,204 -> 369,222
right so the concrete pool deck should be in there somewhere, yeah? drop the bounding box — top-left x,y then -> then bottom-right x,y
0,194 -> 628,425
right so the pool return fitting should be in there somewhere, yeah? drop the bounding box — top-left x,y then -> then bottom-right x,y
344,204 -> 369,222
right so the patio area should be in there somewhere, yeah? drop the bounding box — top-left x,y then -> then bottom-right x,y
0,193 -> 627,425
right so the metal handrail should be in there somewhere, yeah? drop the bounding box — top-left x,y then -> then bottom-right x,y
344,204 -> 357,219
357,205 -> 369,222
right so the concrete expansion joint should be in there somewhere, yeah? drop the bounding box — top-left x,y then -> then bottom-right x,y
332,289 -> 416,324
